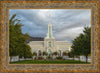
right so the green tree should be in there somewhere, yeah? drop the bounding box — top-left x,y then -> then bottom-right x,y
71,26 -> 91,62
9,14 -> 21,62
81,27 -> 91,62
68,49 -> 75,60
23,44 -> 32,59
72,33 -> 85,61
9,14 -> 32,62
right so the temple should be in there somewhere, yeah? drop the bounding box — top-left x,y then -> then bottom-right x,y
27,14 -> 72,56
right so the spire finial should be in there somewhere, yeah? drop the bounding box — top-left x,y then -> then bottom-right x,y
49,13 -> 51,17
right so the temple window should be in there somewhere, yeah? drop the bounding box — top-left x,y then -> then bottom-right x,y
48,41 -> 51,47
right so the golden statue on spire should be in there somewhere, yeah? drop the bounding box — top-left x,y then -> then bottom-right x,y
49,13 -> 51,17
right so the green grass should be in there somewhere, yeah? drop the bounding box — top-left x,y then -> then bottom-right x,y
11,60 -> 90,64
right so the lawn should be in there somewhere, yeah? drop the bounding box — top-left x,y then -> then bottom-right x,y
11,60 -> 90,64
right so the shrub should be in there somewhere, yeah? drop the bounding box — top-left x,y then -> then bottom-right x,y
63,52 -> 68,56
56,57 -> 63,60
38,56 -> 43,60
53,52 -> 58,55
43,51 -> 47,55
33,52 -> 37,56
47,56 -> 52,59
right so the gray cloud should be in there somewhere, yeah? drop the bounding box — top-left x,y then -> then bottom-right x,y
9,9 -> 91,42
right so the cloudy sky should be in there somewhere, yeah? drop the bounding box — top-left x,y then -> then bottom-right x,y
9,9 -> 91,42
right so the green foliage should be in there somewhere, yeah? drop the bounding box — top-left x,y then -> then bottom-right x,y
47,56 -> 52,59
71,33 -> 84,56
70,27 -> 91,62
33,52 -> 37,56
53,52 -> 58,55
11,60 -> 90,64
82,27 -> 91,56
63,52 -> 68,56
9,14 -> 32,59
23,44 -> 32,58
38,56 -> 43,60
70,26 -> 91,62
68,49 -> 75,58
43,51 -> 47,55
56,57 -> 63,60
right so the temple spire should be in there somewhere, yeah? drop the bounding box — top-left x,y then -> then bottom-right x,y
45,13 -> 54,39
49,13 -> 51,24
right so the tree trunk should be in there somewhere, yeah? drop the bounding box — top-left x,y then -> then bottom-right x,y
86,56 -> 88,63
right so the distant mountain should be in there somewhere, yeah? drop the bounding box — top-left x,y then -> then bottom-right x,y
26,36 -> 44,43
29,36 -> 44,41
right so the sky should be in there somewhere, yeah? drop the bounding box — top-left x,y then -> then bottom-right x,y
9,9 -> 91,42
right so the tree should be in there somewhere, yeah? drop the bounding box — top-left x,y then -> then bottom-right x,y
81,27 -> 91,63
71,34 -> 84,61
23,44 -> 32,59
68,49 -> 75,60
9,14 -> 21,62
9,14 -> 32,62
71,26 -> 91,62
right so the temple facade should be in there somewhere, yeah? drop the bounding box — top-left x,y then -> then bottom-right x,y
27,22 -> 72,56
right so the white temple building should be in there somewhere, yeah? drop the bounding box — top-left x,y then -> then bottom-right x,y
27,14 -> 72,56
